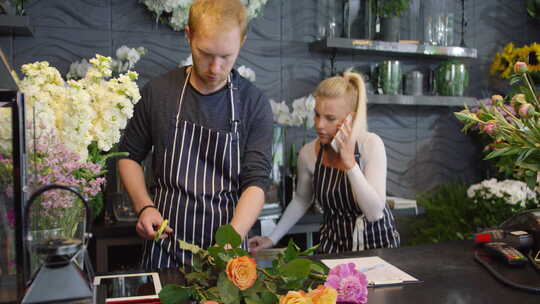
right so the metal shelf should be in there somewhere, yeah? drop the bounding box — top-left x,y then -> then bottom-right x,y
316,38 -> 477,59
367,95 -> 476,107
0,15 -> 33,36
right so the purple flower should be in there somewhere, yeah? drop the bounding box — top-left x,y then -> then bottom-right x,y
325,263 -> 368,304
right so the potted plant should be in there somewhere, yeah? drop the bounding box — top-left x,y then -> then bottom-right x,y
373,0 -> 411,42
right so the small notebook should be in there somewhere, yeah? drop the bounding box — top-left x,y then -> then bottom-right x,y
321,256 -> 420,287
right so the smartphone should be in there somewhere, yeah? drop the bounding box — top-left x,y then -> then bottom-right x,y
330,114 -> 353,152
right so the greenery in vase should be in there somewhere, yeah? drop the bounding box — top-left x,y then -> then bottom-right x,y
435,61 -> 469,96
373,0 -> 411,18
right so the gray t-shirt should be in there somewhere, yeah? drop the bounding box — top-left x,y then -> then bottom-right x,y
119,66 -> 272,194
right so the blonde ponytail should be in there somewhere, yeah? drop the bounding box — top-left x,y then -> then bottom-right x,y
314,68 -> 368,142
343,69 -> 368,142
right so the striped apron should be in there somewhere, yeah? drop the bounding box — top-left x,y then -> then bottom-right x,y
314,144 -> 400,253
142,68 -> 245,270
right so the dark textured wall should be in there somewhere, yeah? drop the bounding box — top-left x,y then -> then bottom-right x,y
1,0 -> 538,198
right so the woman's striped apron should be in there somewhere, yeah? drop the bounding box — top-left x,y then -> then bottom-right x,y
142,68 -> 246,270
313,144 -> 400,253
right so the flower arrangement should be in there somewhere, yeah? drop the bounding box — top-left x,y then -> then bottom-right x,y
140,0 -> 269,32
0,54 -> 142,219
490,42 -> 540,79
0,131 -> 105,235
466,178 -> 538,228
158,225 -> 368,304
455,61 -> 540,188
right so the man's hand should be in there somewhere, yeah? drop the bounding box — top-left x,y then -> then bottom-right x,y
136,207 -> 173,240
248,236 -> 274,255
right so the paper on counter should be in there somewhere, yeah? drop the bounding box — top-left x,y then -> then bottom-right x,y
321,256 -> 419,286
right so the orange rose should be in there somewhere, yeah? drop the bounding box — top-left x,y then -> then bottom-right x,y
307,285 -> 337,304
225,256 -> 257,291
279,290 -> 312,304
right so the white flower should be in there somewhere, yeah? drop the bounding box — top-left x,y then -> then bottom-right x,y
237,65 -> 256,82
142,0 -> 268,31
66,59 -> 91,80
467,178 -> 537,207
181,54 -> 193,67
5,55 -> 142,161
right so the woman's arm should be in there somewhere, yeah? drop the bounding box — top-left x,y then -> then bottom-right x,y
267,142 -> 316,245
346,133 -> 387,222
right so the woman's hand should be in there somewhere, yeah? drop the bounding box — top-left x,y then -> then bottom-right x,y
137,207 -> 173,240
335,116 -> 356,170
248,236 -> 274,254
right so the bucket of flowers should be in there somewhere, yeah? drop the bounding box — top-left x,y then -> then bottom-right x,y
158,225 -> 369,304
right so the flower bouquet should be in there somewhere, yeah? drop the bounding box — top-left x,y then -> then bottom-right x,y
0,54 -> 141,228
455,61 -> 540,188
159,225 -> 368,304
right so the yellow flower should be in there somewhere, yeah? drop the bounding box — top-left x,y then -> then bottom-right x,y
279,291 -> 312,304
526,42 -> 540,73
307,285 -> 338,304
225,256 -> 257,291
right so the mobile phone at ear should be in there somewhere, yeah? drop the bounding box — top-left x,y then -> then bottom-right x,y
330,114 -> 353,152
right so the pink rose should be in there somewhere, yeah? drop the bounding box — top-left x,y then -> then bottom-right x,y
201,301 -> 219,304
514,61 -> 528,74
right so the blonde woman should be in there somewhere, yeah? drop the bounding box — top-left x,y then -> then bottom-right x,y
249,70 -> 399,254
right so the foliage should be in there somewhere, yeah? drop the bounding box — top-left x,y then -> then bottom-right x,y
0,0 -> 25,15
159,225 -> 368,304
455,61 -> 540,188
526,0 -> 540,19
373,0 -> 411,18
408,182 -> 477,245
140,0 -> 269,32
408,180 -> 539,246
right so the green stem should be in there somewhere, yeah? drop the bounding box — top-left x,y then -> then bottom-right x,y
258,267 -> 279,281
523,73 -> 539,107
309,272 -> 327,281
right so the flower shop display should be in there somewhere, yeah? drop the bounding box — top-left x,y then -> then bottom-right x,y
158,224 -> 368,304
455,61 -> 540,188
140,0 -> 269,32
0,54 -> 142,223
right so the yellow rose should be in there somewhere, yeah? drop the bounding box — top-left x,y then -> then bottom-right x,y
225,256 -> 257,291
279,290 -> 312,304
307,285 -> 337,304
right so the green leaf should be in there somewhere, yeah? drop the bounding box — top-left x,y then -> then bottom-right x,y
516,161 -> 540,171
310,262 -> 327,275
208,246 -> 227,269
245,297 -> 261,304
159,285 -> 193,304
218,272 -> 240,304
263,280 -> 277,293
283,239 -> 299,262
215,224 -> 241,248
278,258 -> 312,280
261,291 -> 279,304
298,244 -> 320,257
509,75 -> 521,86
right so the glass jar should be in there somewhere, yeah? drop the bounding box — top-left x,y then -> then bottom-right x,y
435,61 -> 469,96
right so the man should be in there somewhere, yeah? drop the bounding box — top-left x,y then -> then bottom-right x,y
118,0 -> 272,270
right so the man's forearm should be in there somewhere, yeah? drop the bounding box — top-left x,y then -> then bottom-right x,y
117,158 -> 154,213
230,186 -> 265,239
